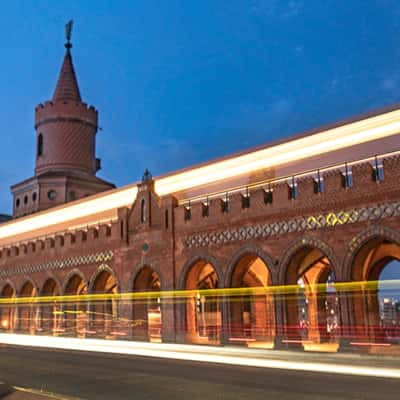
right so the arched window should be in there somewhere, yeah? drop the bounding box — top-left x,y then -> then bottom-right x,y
37,134 -> 43,157
141,198 -> 146,223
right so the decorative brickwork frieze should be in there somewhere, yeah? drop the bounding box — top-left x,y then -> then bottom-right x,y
0,250 -> 113,278
185,201 -> 400,248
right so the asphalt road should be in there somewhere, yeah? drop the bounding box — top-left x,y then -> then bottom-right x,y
0,345 -> 399,400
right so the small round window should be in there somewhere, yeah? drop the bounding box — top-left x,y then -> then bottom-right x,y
15,198 -> 20,208
32,192 -> 37,202
47,190 -> 57,200
24,195 -> 28,205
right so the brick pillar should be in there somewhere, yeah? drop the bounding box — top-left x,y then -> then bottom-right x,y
118,300 -> 133,339
337,283 -> 353,351
161,300 -> 176,343
279,287 -> 303,350
220,295 -> 230,345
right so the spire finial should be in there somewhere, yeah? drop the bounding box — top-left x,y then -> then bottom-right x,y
65,20 -> 73,50
142,169 -> 153,183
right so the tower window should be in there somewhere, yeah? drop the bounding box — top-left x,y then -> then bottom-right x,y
15,198 -> 20,208
23,195 -> 28,205
37,133 -> 43,157
32,192 -> 37,202
47,190 -> 57,201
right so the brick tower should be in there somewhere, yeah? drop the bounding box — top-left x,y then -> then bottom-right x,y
11,22 -> 114,218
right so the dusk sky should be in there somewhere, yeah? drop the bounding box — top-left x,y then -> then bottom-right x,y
1,1 -> 400,215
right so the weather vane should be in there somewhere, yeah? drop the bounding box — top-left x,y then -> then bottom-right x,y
65,20 -> 73,49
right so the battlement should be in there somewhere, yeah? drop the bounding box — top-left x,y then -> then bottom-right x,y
35,100 -> 98,129
175,154 -> 400,231
0,219 -> 122,269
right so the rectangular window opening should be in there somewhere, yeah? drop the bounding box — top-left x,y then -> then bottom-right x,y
313,171 -> 324,194
184,203 -> 192,221
202,199 -> 209,217
289,177 -> 298,200
264,185 -> 273,204
165,209 -> 169,229
342,163 -> 353,188
241,188 -> 250,209
221,193 -> 229,213
372,156 -> 384,182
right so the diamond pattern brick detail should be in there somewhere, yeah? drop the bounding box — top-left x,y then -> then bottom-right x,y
184,201 -> 400,248
0,250 -> 114,278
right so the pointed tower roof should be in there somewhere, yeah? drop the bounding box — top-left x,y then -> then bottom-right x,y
52,49 -> 82,102
52,21 -> 81,102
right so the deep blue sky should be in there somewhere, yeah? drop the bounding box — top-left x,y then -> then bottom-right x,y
1,0 -> 400,215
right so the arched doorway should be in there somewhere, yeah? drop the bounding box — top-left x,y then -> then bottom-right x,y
19,281 -> 37,334
284,246 -> 339,351
132,266 -> 162,342
90,270 -> 118,338
184,260 -> 221,345
40,279 -> 60,335
0,284 -> 16,331
351,237 -> 400,345
229,254 -> 275,348
63,274 -> 88,337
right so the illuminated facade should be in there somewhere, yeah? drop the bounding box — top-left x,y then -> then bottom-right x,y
0,34 -> 400,353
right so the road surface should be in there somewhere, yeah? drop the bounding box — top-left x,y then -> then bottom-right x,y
0,344 -> 399,400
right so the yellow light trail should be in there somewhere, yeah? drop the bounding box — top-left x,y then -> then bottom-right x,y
0,279 -> 398,305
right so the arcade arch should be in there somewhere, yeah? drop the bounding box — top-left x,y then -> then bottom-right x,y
19,280 -> 37,334
228,253 -> 275,347
40,278 -> 60,335
63,273 -> 88,336
132,266 -> 162,342
184,259 -> 221,345
283,244 -> 339,350
350,236 -> 400,343
0,283 -> 16,331
90,269 -> 118,338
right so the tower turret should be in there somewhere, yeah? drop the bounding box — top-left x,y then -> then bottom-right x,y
11,21 -> 114,218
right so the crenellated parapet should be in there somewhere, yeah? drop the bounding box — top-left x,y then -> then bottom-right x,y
0,219 -> 120,271
175,153 -> 400,233
35,100 -> 98,131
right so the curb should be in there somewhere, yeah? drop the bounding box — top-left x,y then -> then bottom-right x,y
0,383 -> 14,398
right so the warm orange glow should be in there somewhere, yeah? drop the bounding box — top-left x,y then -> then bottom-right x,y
1,108 -> 400,244
1,320 -> 8,328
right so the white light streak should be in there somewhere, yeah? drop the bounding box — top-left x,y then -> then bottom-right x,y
1,108 -> 400,243
0,333 -> 399,379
